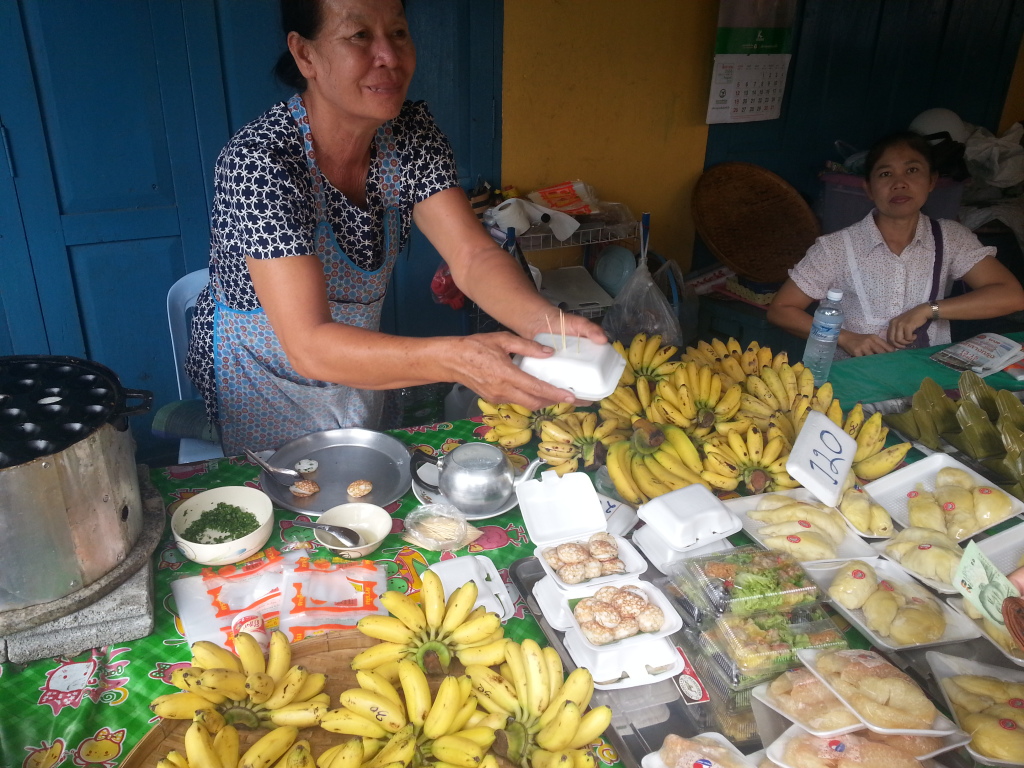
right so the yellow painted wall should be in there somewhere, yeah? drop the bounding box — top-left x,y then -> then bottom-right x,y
502,0 -> 718,274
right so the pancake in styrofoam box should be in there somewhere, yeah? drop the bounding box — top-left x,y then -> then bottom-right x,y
725,488 -> 877,563
765,722 -> 967,768
863,453 -> 1023,540
801,558 -> 978,651
926,649 -> 1024,767
946,597 -> 1024,666
796,648 -> 960,736
565,578 -> 682,652
751,678 -> 863,739
641,732 -> 756,768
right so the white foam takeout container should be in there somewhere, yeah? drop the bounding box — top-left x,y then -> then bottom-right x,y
640,732 -> 756,768
638,483 -> 743,550
724,488 -> 876,563
751,681 -> 863,740
802,557 -> 979,651
517,469 -> 646,590
564,577 -> 683,653
515,333 -> 627,402
427,555 -> 515,622
864,453 -> 1024,539
632,524 -> 734,576
796,648 -> 962,736
563,627 -> 684,691
926,649 -> 1024,768
765,722 -> 968,768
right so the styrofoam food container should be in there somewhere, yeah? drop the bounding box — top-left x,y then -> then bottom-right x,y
518,469 -> 646,589
566,578 -> 682,652
640,732 -> 756,768
751,682 -> 862,739
314,502 -> 392,558
632,523 -> 734,576
515,333 -> 627,401
926,649 -> 1024,767
946,597 -> 1024,666
725,488 -> 876,562
562,627 -> 683,691
976,521 -> 1024,573
868,537 -> 961,595
802,558 -> 979,651
638,484 -> 742,551
533,575 -> 595,631
864,453 -> 1024,538
797,648 -> 960,736
428,555 -> 515,621
765,723 -> 969,768
171,486 -> 274,566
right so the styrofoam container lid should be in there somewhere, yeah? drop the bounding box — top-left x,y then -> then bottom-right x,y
946,597 -> 1024,666
632,523 -> 734,576
640,733 -> 756,768
515,333 -> 627,401
797,648 -> 960,736
864,453 -> 1024,538
638,484 -> 742,550
518,469 -> 607,545
563,628 -> 684,691
427,556 -> 515,621
926,649 -> 1024,767
802,558 -> 980,651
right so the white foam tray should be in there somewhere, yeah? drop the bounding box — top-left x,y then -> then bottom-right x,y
724,489 -> 877,563
564,578 -> 683,652
751,681 -> 863,739
802,558 -> 979,651
428,556 -> 515,621
630,521 -> 734,576
797,648 -> 960,736
864,453 -> 1024,539
765,722 -> 968,768
946,597 -> 1024,667
640,732 -> 756,768
926,649 -> 1024,767
868,537 -> 961,595
562,627 -> 684,691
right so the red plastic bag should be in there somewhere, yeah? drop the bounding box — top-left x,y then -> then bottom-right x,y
430,262 -> 465,310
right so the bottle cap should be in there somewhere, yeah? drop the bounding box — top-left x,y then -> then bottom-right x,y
826,288 -> 843,301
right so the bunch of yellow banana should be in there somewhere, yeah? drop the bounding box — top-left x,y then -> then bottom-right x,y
150,630 -> 329,732
601,421 -> 710,504
467,638 -> 612,768
354,570 -> 504,674
611,332 -> 678,390
698,424 -> 801,493
537,412 -> 630,475
319,647 -> 502,768
477,399 -> 576,442
848,409 -> 913,480
681,338 -> 781,387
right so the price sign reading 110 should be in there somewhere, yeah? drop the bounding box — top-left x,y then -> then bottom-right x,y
787,410 -> 858,508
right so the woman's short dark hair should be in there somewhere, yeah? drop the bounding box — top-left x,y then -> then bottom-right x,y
863,131 -> 935,179
273,0 -> 407,91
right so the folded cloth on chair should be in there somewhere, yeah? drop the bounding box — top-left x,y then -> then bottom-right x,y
152,399 -> 220,442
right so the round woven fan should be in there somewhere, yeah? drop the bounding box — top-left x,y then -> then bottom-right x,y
692,162 -> 821,284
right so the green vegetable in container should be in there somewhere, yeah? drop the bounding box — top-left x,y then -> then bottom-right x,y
181,502 -> 260,544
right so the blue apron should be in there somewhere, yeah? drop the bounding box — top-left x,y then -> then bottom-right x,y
212,95 -> 403,455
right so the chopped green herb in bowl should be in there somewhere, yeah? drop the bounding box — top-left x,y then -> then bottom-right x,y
180,502 -> 260,544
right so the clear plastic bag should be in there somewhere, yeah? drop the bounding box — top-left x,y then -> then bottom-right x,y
601,214 -> 682,346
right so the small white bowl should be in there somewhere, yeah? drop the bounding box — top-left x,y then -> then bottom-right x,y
315,502 -> 392,558
171,486 -> 274,566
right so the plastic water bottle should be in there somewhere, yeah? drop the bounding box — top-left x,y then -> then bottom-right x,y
803,288 -> 845,386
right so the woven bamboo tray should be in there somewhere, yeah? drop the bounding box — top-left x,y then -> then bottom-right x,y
121,631 -> 382,767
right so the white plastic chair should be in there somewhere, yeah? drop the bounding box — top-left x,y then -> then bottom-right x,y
167,268 -> 224,463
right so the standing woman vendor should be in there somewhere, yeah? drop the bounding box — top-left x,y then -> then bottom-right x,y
767,131 -> 1024,358
186,0 -> 604,454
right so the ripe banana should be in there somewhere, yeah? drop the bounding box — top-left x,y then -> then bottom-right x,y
853,441 -> 912,480
265,630 -> 293,684
238,725 -> 298,768
233,631 -> 267,677
339,687 -> 408,733
191,640 -> 243,674
398,657 -> 432,727
263,664 -> 309,710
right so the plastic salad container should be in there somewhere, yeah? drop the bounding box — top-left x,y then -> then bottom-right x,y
664,546 -> 821,629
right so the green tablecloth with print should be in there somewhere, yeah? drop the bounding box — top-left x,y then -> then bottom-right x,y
0,419 -> 623,768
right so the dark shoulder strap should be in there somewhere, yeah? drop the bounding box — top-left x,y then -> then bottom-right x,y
928,218 -> 944,302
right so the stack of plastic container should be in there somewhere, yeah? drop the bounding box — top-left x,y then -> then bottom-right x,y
517,469 -> 684,690
661,546 -> 848,744
630,484 -> 742,574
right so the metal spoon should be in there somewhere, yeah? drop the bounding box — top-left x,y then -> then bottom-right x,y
244,448 -> 301,485
288,520 -> 362,548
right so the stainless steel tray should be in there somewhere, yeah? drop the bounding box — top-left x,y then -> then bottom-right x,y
262,428 -> 412,515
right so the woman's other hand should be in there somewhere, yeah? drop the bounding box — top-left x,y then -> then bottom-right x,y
886,303 -> 931,349
838,330 -> 895,357
449,331 -> 577,410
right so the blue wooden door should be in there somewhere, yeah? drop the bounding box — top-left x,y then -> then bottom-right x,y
0,0 -> 502,464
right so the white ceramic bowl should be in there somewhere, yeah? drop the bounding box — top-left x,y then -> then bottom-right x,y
315,502 -> 392,558
171,486 -> 274,566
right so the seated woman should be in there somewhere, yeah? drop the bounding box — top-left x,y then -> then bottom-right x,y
767,131 -> 1024,358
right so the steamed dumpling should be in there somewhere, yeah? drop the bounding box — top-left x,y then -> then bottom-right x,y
828,559 -> 878,610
